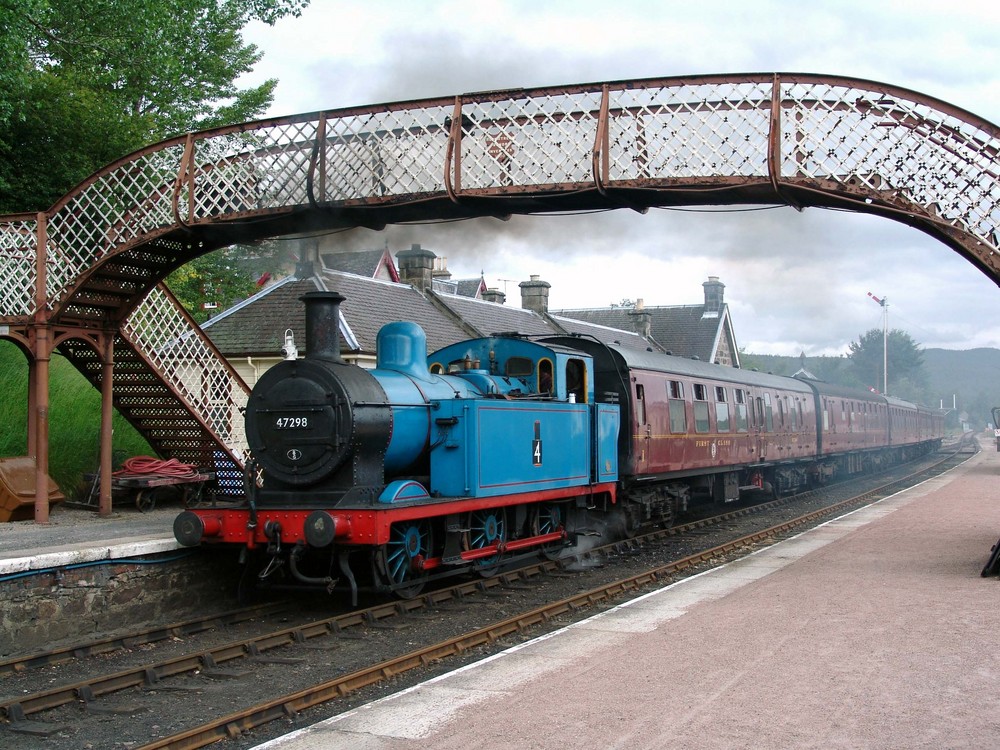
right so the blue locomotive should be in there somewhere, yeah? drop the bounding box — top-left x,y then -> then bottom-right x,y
175,292 -> 620,601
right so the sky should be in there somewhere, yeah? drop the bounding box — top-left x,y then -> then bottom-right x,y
238,0 -> 1000,356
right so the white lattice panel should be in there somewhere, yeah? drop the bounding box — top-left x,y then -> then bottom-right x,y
454,90 -> 602,190
122,285 -> 249,462
606,81 -> 773,180
778,79 -> 1000,243
320,105 -> 452,201
185,123 -> 317,220
0,219 -> 37,317
44,144 -> 186,305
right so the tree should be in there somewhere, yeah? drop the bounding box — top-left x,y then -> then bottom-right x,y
0,0 -> 309,213
847,328 -> 927,399
166,240 -> 294,323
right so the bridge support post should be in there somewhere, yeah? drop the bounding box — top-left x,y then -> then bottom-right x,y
32,325 -> 51,524
32,212 -> 51,524
99,332 -> 114,517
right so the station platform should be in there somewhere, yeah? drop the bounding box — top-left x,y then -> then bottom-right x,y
253,447 -> 1000,750
0,504 -> 179,578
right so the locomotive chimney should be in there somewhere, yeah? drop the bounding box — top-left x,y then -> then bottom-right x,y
301,291 -> 345,364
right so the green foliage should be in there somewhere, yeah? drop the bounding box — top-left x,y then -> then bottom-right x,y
0,341 -> 153,498
0,0 -> 309,212
847,328 -> 926,397
165,241 -> 294,321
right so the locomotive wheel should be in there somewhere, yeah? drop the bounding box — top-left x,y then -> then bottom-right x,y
464,508 -> 507,577
378,520 -> 432,598
533,503 -> 567,560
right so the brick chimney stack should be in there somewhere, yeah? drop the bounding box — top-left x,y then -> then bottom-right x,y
519,274 -> 550,313
396,243 -> 437,292
628,298 -> 652,338
482,288 -> 507,305
702,276 -> 725,317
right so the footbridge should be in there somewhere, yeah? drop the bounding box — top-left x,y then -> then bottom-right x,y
2,72 -> 998,521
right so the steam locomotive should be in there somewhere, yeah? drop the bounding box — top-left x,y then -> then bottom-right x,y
174,292 -> 944,602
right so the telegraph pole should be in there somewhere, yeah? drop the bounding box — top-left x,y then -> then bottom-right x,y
867,292 -> 888,394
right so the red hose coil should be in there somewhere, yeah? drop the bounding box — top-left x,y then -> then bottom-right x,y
113,456 -> 199,478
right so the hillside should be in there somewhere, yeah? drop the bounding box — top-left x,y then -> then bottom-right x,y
742,347 -> 1000,429
922,348 -> 1000,425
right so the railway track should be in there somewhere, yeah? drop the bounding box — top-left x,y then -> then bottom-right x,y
0,445 -> 973,749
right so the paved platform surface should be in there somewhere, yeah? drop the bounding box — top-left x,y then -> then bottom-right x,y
0,503 -> 179,576
253,447 -> 1000,750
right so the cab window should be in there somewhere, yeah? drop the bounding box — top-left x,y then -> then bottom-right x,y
566,359 -> 586,403
537,358 -> 553,394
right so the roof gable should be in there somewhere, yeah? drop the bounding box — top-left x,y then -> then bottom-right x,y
321,248 -> 399,281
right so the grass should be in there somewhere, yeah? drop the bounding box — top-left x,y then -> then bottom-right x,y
0,340 -> 153,499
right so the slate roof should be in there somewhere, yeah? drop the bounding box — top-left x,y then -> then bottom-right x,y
202,269 -> 472,357
430,276 -> 487,298
547,313 -> 657,351
323,271 -> 470,354
200,275 -> 324,357
202,266 -> 664,361
552,304 -> 737,364
432,292 -> 554,337
431,292 -> 659,350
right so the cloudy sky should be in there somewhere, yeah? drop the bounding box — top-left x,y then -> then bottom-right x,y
240,0 -> 1000,356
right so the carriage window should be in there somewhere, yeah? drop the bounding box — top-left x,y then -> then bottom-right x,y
763,393 -> 773,431
778,398 -> 785,427
693,386 -> 710,433
506,356 -> 534,378
667,383 -> 685,433
715,386 -> 730,431
734,389 -> 748,432
716,401 -> 731,432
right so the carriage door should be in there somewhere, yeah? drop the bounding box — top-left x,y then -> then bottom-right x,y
634,382 -> 650,473
755,394 -> 768,459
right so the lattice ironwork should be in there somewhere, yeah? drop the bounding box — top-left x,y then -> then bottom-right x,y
2,73 -> 998,318
453,89 -> 603,191
317,104 -> 452,202
605,80 -> 774,180
121,284 -> 249,464
45,144 -> 187,307
181,122 -> 317,221
776,78 -> 1000,246
0,218 -> 37,317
